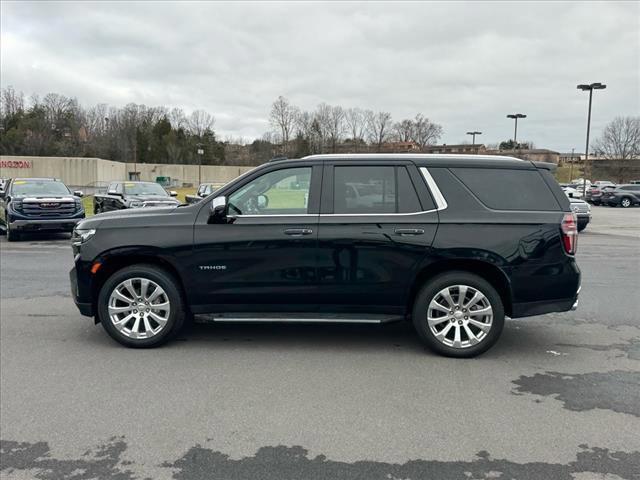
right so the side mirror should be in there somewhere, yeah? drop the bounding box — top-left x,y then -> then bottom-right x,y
208,196 -> 227,224
257,194 -> 269,209
73,190 -> 84,198
169,190 -> 178,197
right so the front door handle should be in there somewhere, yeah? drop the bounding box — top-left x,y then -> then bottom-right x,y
395,228 -> 425,235
284,228 -> 313,236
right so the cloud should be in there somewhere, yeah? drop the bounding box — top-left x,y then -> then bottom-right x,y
1,0 -> 638,151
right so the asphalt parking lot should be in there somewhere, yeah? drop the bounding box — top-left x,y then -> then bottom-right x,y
1,206 -> 639,479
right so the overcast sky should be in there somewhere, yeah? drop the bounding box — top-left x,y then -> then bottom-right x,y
1,1 -> 638,152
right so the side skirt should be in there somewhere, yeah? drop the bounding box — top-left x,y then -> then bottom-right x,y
194,312 -> 405,324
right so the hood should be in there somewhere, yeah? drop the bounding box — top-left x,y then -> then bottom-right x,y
76,204 -> 182,230
127,195 -> 179,203
16,195 -> 77,201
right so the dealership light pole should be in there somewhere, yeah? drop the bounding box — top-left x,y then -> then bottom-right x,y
577,82 -> 606,197
196,144 -> 204,185
506,114 -> 526,149
466,131 -> 482,154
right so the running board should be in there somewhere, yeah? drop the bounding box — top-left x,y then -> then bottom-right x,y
195,312 -> 404,324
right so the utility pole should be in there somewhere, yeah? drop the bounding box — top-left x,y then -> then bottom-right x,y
569,148 -> 575,182
577,82 -> 607,197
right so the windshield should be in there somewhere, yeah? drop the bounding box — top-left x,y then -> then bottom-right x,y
123,183 -> 168,196
11,180 -> 70,197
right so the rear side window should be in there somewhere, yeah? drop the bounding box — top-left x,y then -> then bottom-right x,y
333,166 -> 425,214
451,168 -> 560,211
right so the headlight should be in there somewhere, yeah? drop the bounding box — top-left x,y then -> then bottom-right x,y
72,228 -> 96,246
75,199 -> 84,212
129,201 -> 144,208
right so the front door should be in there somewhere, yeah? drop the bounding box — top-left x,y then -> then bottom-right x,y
191,164 -> 322,312
316,162 -> 439,313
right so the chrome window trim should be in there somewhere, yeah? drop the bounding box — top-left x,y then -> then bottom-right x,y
420,167 -> 448,211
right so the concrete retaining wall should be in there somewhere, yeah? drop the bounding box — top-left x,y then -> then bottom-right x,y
0,156 -> 255,188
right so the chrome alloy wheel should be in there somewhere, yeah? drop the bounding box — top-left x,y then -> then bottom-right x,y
108,278 -> 171,339
427,285 -> 493,349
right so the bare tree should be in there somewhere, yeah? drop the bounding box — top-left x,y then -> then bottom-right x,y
327,105 -> 345,153
169,107 -> 187,130
411,114 -> 443,149
393,119 -> 414,142
187,109 -> 215,137
345,107 -> 366,151
1,86 -> 25,119
366,110 -> 393,152
593,116 -> 640,182
269,96 -> 298,154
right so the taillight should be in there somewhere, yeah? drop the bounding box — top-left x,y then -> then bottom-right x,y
561,213 -> 578,255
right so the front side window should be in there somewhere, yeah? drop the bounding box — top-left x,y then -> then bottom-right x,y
228,167 -> 311,215
123,182 -> 168,196
333,166 -> 424,214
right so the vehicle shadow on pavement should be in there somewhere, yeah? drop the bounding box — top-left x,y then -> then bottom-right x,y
137,318 -> 556,358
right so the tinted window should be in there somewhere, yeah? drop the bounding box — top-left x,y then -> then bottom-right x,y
334,166 -> 425,214
451,168 -> 560,211
398,167 -> 427,212
229,167 -> 311,215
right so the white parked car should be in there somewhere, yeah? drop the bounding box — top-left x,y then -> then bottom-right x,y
562,186 -> 583,198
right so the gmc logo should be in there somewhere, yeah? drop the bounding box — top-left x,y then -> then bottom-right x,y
40,202 -> 59,208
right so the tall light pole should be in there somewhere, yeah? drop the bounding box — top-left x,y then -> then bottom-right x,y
196,144 -> 204,185
577,82 -> 606,197
466,131 -> 482,153
506,113 -> 526,148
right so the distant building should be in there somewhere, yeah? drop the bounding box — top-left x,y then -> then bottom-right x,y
423,144 -> 487,155
559,152 -> 584,164
486,148 -> 561,164
380,141 -> 421,153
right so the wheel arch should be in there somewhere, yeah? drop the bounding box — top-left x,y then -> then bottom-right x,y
91,253 -> 189,322
406,259 -> 513,317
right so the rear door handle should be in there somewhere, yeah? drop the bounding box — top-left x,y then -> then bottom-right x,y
284,228 -> 313,236
395,228 -> 425,235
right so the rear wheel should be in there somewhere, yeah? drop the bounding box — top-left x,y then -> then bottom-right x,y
97,265 -> 185,348
621,197 -> 632,208
412,272 -> 505,358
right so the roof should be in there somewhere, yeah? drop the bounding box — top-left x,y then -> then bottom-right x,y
12,177 -> 60,181
299,153 -> 538,169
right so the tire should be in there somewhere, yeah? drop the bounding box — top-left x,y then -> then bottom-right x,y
578,223 -> 587,232
620,197 -> 632,208
412,271 -> 505,358
97,264 -> 186,348
6,218 -> 20,242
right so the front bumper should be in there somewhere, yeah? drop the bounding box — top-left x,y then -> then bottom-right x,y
11,216 -> 84,232
70,266 -> 94,317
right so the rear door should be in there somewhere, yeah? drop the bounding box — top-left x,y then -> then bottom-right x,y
315,161 -> 439,313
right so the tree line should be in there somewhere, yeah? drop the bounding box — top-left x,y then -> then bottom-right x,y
0,86 -> 225,166
268,95 -> 443,156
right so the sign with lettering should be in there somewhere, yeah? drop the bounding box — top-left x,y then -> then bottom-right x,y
0,160 -> 32,169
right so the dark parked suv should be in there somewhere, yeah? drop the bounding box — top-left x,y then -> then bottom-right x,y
70,154 -> 580,357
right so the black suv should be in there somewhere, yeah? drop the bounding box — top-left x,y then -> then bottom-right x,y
70,155 -> 580,357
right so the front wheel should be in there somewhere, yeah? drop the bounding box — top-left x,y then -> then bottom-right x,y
6,218 -> 20,242
97,264 -> 186,348
412,272 -> 505,358
620,197 -> 632,208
